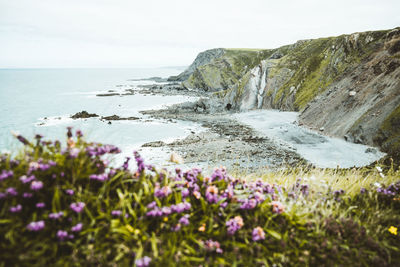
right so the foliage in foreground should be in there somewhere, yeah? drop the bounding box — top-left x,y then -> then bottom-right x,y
0,129 -> 400,266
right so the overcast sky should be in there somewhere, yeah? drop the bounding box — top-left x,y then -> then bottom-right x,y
0,0 -> 399,68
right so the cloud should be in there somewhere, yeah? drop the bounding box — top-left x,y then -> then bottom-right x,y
0,0 -> 399,67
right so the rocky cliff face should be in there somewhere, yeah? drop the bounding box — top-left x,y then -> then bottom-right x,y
180,49 -> 273,92
168,48 -> 225,82
172,27 -> 400,158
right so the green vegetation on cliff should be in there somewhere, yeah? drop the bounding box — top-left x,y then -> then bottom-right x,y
183,49 -> 273,91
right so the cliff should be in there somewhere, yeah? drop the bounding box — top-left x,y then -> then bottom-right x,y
170,48 -> 273,91
167,48 -> 226,82
172,27 -> 400,159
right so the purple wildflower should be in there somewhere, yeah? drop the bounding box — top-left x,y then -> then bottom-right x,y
205,186 -> 219,203
181,188 -> 190,198
19,175 -> 35,184
57,230 -> 69,241
28,161 -> 40,172
154,185 -> 172,198
6,187 -> 17,196
71,223 -> 83,232
122,157 -> 130,170
203,239 -> 223,254
23,192 -> 33,198
111,210 -> 123,217
300,184 -> 309,196
108,169 -> 116,177
70,202 -> 85,213
253,191 -> 265,203
49,211 -> 64,219
134,151 -> 145,173
89,173 -> 109,181
171,224 -> 181,232
161,206 -> 172,216
226,216 -> 244,235
69,148 -> 80,158
179,214 -> 190,226
183,201 -> 191,211
360,188 -> 367,194
210,168 -> 227,182
10,204 -> 22,213
10,159 -> 20,167
240,198 -> 257,210
252,227 -> 266,241
0,170 -> 13,181
0,192 -> 6,199
30,181 -> 43,191
27,220 -> 45,231
146,201 -> 157,209
145,209 -> 158,217
38,163 -> 50,171
36,202 -> 46,208
13,133 -> 30,146
171,202 -> 187,213
135,256 -> 152,267
65,189 -> 74,195
271,201 -> 285,214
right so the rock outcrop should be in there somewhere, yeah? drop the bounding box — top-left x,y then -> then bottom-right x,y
172,27 -> 400,159
71,111 -> 99,119
168,48 -> 226,82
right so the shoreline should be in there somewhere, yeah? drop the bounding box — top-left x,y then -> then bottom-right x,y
140,99 -> 306,170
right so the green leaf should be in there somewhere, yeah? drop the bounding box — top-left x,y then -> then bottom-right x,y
151,232 -> 158,257
266,229 -> 282,240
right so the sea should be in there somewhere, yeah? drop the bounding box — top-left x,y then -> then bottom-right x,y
0,68 -> 203,166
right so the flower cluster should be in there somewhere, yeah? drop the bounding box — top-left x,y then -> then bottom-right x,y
271,201 -> 285,214
145,202 -> 191,217
70,202 -> 86,213
10,204 -> 22,213
27,220 -> 45,231
154,184 -> 172,198
89,173 -> 109,182
226,216 -> 244,235
252,226 -> 266,241
202,239 -> 223,254
0,170 -> 13,181
135,256 -> 151,267
49,212 -> 64,220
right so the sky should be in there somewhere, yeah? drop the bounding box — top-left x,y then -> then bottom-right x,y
0,0 -> 399,68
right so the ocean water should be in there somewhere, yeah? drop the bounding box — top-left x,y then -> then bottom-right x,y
0,68 -> 203,165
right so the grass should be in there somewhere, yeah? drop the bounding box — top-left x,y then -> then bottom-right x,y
1,130 -> 400,266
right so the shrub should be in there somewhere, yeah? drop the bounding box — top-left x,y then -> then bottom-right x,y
0,129 -> 399,266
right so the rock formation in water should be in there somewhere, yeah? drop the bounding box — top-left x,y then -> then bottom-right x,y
170,27 -> 400,159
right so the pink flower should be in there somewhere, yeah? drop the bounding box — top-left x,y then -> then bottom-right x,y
30,181 -> 43,191
271,201 -> 285,214
252,227 -> 266,241
70,202 -> 85,213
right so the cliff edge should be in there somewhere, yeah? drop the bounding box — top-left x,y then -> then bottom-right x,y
171,27 -> 400,159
